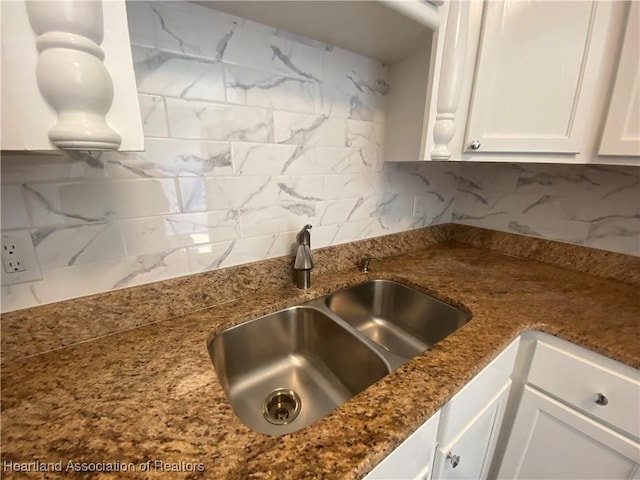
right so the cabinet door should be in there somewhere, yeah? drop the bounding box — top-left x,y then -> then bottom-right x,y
599,1 -> 640,157
464,1 -> 611,154
497,386 -> 640,479
432,381 -> 511,480
365,411 -> 440,480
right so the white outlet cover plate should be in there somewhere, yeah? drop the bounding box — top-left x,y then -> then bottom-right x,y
412,194 -> 427,217
1,230 -> 43,285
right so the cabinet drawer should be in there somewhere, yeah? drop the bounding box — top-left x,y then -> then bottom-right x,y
528,340 -> 640,439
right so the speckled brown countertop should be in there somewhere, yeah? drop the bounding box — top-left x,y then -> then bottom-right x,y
2,242 -> 639,479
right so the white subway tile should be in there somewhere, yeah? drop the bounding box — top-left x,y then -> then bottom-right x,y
425,194 -> 455,226
232,144 -> 382,176
32,222 -> 126,270
277,176 -> 325,202
274,112 -> 346,146
0,152 -> 112,184
138,94 -> 169,137
233,143 -> 307,175
270,36 -> 323,82
109,248 -> 191,291
151,2 -> 234,60
323,173 -> 388,200
225,64 -> 315,113
332,217 -> 389,244
452,209 -> 511,232
240,203 -> 315,237
23,179 -> 179,227
585,217 -> 640,256
222,26 -> 276,71
1,186 -> 30,229
166,98 -> 273,142
314,198 -> 363,226
457,163 -> 522,193
125,1 -> 156,48
188,231 -> 295,272
310,224 -> 341,248
132,46 -> 226,102
323,46 -> 390,96
346,120 -> 384,148
179,176 -> 276,211
315,84 -> 385,122
106,138 -> 233,178
1,283 -> 42,312
403,162 -> 460,194
121,211 -> 241,255
316,147 -> 383,174
1,248 -> 190,310
507,216 -> 590,245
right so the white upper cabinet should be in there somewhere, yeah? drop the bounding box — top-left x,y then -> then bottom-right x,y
0,0 -> 143,151
384,1 -> 471,162
464,0 -> 611,155
383,0 -> 639,164
599,2 -> 640,157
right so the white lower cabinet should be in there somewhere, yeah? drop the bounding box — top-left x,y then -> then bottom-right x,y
365,334 -> 640,480
432,381 -> 510,480
496,334 -> 640,480
365,410 -> 440,480
497,386 -> 640,480
365,338 -> 519,480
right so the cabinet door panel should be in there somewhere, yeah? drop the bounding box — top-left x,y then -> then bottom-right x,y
365,411 -> 440,480
599,2 -> 640,157
465,0 -> 609,154
498,386 -> 640,479
433,381 -> 511,480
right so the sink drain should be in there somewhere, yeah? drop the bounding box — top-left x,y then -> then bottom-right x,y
262,388 -> 301,425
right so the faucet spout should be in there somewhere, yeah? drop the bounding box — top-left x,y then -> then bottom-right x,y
294,225 -> 314,289
360,256 -> 380,273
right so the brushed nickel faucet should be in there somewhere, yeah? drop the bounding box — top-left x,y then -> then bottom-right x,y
360,257 -> 379,273
294,225 -> 314,289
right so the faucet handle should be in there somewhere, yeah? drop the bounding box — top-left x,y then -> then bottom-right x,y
360,256 -> 380,273
296,224 -> 312,246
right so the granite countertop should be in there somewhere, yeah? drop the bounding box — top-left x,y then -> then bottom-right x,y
2,242 -> 639,479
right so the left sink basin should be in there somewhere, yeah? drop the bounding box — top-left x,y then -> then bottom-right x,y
209,306 -> 390,435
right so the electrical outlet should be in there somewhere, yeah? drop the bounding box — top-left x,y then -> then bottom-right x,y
412,195 -> 427,218
1,230 -> 43,285
2,239 -> 26,272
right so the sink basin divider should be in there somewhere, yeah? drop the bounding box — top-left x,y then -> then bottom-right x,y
301,298 -> 410,372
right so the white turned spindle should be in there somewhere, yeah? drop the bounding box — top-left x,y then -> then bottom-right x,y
431,1 -> 469,160
25,0 -> 121,150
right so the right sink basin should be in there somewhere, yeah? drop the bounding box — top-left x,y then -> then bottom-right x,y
325,279 -> 472,359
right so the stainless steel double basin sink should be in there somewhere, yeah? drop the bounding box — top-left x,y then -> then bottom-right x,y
208,279 -> 471,435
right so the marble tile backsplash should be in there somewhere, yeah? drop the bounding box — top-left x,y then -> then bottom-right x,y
454,163 -> 640,256
0,1 -> 456,312
1,2 -> 637,314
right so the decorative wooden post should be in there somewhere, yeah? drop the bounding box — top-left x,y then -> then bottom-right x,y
431,1 -> 469,160
25,0 -> 121,149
